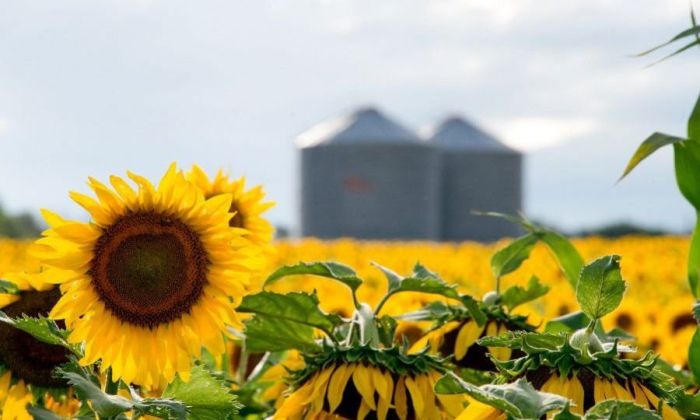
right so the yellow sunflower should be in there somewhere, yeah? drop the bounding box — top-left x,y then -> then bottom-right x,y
32,164 -> 264,389
0,274 -> 79,419
187,165 -> 275,252
410,320 -> 514,370
527,370 -> 681,418
274,362 -> 464,420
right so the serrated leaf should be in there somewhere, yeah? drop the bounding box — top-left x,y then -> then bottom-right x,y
576,256 -> 626,320
238,291 -> 341,334
435,375 -> 569,419
264,261 -> 362,292
619,132 -> 685,181
540,231 -> 584,288
26,406 -> 65,420
491,233 -> 539,279
0,311 -> 72,349
162,365 -> 240,420
478,332 -> 566,354
57,368 -> 134,417
583,400 -> 661,419
375,262 -> 459,299
500,276 -> 549,311
238,292 -> 341,352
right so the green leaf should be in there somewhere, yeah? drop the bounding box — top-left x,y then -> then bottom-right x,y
491,233 -> 539,279
674,392 -> 700,419
435,375 -> 569,419
636,24 -> 700,57
355,303 -> 381,347
688,328 -> 700,384
545,312 -> 591,334
238,291 -> 341,334
500,276 -> 550,311
162,364 -> 240,420
540,231 -> 584,288
0,279 -> 19,294
694,302 -> 700,322
264,261 -> 362,292
583,400 -> 661,419
478,331 -> 566,354
461,295 -> 488,326
576,256 -> 626,320
0,311 -> 72,349
238,292 -> 341,352
376,262 -> 459,299
376,315 -> 398,348
674,141 -> 700,210
691,220 -> 700,298
56,368 -> 134,417
689,93 -> 700,140
619,132 -> 686,181
26,406 -> 66,420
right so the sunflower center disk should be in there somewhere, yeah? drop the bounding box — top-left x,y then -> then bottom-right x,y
0,289 -> 70,388
90,212 -> 208,328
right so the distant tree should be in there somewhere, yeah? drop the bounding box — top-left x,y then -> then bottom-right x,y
0,204 -> 42,238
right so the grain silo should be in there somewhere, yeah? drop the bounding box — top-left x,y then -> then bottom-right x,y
428,115 -> 522,242
298,107 -> 440,240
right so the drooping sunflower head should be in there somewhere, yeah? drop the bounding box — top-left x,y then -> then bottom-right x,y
187,165 -> 275,250
480,331 -> 682,418
33,164 -> 265,389
0,274 -> 78,419
274,346 -> 465,420
409,305 -> 535,373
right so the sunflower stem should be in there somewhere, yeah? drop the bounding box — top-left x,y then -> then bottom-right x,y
236,346 -> 249,384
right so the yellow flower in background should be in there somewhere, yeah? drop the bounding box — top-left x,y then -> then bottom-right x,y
274,363 -> 464,420
31,164 -> 264,389
188,165 -> 275,252
0,274 -> 78,420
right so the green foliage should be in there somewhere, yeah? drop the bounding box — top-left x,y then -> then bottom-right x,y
619,133 -> 686,181
0,311 -> 74,350
491,233 -> 539,280
554,400 -> 661,419
435,375 -> 569,419
264,261 -> 362,293
0,204 -> 42,238
479,212 -> 584,288
162,365 -> 241,420
499,276 -> 550,311
238,291 -> 342,352
0,279 -> 19,294
56,363 -> 239,420
689,329 -> 700,383
576,256 -> 626,320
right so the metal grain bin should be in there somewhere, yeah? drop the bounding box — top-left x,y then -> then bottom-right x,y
428,116 -> 522,242
298,107 -> 439,240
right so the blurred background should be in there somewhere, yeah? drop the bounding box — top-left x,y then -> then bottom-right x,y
0,0 -> 699,239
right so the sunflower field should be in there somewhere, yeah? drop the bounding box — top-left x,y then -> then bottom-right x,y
0,15 -> 699,420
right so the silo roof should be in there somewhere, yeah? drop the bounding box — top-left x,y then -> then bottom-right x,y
297,107 -> 422,148
428,115 -> 518,154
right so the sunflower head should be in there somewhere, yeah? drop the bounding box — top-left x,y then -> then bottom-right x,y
32,164 -> 267,389
274,346 -> 465,420
187,165 -> 275,249
0,274 -> 77,418
479,330 -> 682,417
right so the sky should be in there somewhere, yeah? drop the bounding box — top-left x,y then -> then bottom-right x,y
0,0 -> 699,234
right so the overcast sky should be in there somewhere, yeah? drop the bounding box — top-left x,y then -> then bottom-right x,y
1,0 -> 699,234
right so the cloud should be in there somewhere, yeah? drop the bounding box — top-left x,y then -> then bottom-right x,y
488,117 -> 599,151
0,119 -> 8,137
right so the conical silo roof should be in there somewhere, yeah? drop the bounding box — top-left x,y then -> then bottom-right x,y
428,115 -> 517,154
297,106 -> 421,148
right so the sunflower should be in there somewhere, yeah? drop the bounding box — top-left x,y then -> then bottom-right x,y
32,164 -> 264,389
274,347 -> 465,420
410,315 -> 533,373
187,165 -> 275,253
0,274 -> 79,419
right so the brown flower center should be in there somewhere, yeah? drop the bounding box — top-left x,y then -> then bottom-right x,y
0,289 -> 70,388
89,212 -> 208,328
